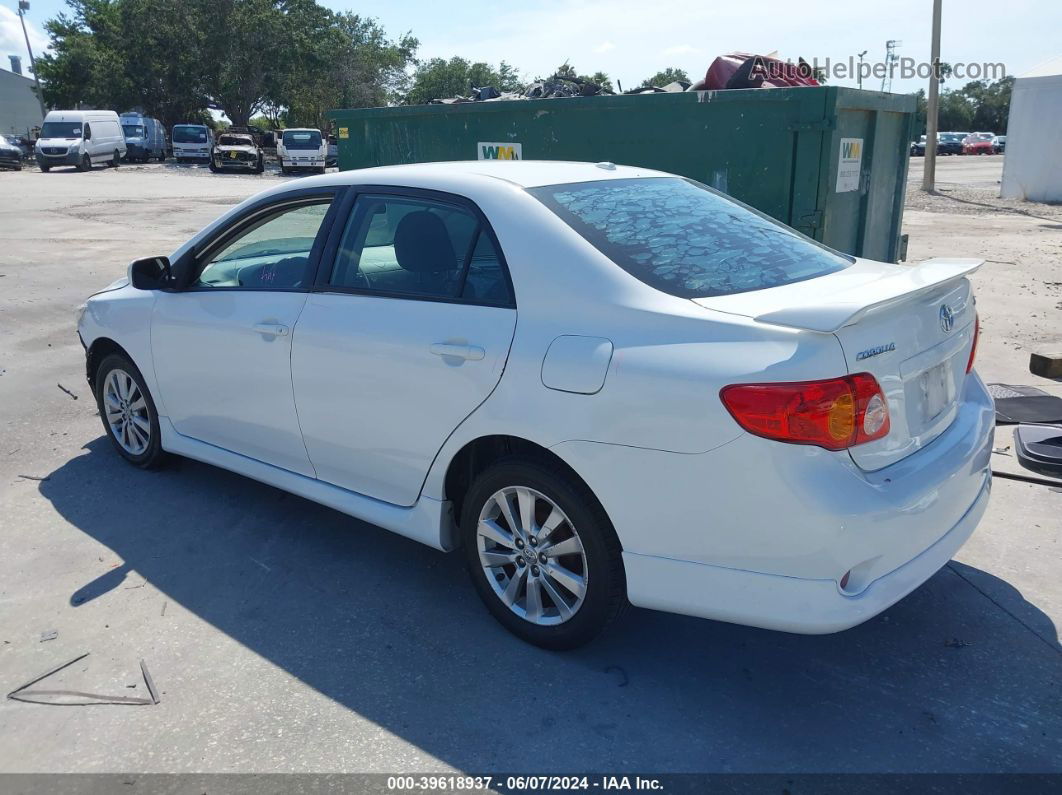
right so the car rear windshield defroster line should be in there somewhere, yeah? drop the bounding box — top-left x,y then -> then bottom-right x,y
528,177 -> 852,299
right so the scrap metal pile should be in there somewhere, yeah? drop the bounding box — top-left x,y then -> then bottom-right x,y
425,52 -> 820,104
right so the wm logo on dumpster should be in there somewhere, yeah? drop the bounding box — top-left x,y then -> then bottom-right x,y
841,140 -> 862,159
478,142 -> 523,160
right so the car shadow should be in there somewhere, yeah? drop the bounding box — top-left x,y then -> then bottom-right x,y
37,438 -> 1062,772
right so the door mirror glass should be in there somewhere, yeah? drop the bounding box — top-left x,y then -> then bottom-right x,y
130,256 -> 172,290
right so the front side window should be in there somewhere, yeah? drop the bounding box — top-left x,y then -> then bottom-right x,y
328,195 -> 510,304
529,177 -> 851,298
195,200 -> 332,289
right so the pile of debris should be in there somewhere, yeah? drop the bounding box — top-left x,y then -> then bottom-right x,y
423,52 -> 819,104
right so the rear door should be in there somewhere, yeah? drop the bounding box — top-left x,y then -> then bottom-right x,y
291,188 -> 517,506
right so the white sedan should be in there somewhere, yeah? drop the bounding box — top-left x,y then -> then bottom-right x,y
77,161 -> 994,649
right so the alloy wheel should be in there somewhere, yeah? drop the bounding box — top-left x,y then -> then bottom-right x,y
476,486 -> 588,626
103,368 -> 151,456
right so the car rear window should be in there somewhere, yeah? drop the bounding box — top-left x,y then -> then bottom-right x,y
528,177 -> 852,298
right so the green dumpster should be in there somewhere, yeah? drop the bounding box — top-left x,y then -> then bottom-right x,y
330,86 -> 915,263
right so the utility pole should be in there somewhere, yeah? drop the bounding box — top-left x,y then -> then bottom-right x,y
857,51 -> 867,90
17,0 -> 47,122
923,0 -> 943,192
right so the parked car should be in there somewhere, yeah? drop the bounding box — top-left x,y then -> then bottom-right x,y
936,132 -> 966,155
171,124 -> 213,163
77,162 -> 991,649
35,110 -> 126,172
120,112 -> 167,162
209,132 -> 265,174
993,135 -> 1007,154
910,135 -> 927,156
277,128 -> 327,174
962,132 -> 996,155
0,134 -> 22,170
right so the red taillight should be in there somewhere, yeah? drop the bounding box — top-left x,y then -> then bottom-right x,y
966,313 -> 979,373
720,373 -> 890,451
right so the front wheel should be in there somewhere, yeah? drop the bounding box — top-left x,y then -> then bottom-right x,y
78,154 -> 91,172
94,354 -> 167,469
39,164 -> 50,172
461,458 -> 626,650
111,150 -> 120,167
255,157 -> 264,174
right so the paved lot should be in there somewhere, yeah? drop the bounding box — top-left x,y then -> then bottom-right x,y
0,158 -> 1059,774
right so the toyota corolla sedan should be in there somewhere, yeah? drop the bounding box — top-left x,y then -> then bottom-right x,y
77,162 -> 993,649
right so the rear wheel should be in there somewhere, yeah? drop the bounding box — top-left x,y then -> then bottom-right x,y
94,354 -> 166,469
461,458 -> 626,649
111,150 -> 120,167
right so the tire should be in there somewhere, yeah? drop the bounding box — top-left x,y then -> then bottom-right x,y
281,165 -> 290,175
111,150 -> 120,167
40,164 -> 50,173
255,157 -> 264,174
460,457 -> 626,650
78,154 -> 91,172
317,166 -> 326,175
209,159 -> 219,173
94,354 -> 167,469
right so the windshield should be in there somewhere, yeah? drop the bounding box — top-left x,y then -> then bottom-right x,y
218,135 -> 252,147
122,125 -> 145,138
282,130 -> 322,149
41,122 -> 83,139
529,177 -> 852,299
173,126 -> 208,143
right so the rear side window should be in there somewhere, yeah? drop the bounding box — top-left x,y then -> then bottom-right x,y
528,177 -> 851,298
329,194 -> 511,304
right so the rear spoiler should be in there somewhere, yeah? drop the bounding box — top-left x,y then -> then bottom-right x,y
753,258 -> 983,333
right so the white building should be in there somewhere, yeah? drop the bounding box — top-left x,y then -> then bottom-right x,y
0,64 -> 44,138
1000,56 -> 1062,203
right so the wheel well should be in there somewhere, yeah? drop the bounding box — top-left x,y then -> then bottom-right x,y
443,435 -> 607,531
85,337 -> 131,395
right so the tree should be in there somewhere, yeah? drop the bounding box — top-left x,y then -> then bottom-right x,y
640,67 -> 690,88
405,56 -> 516,104
937,89 -> 974,132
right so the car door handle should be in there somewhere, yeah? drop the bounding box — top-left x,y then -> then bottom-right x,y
252,323 -> 289,337
430,343 -> 484,361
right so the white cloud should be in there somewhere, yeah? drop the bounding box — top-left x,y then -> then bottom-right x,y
0,5 -> 50,74
593,41 -> 616,54
661,44 -> 700,57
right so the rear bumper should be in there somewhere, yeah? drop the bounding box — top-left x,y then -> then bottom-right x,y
623,474 -> 989,633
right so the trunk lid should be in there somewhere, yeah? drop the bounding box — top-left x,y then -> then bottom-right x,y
694,257 -> 981,470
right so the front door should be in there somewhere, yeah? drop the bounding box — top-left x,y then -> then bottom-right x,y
152,196 -> 337,476
292,190 -> 517,506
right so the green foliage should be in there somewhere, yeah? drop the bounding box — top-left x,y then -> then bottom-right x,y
34,0 -> 417,130
911,76 -> 1014,135
640,67 -> 690,88
404,56 -> 521,104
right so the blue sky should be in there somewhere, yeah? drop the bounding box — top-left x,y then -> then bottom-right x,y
3,0 -> 1060,94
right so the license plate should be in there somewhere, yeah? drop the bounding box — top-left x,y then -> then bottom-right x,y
920,362 -> 952,421
229,151 -> 237,159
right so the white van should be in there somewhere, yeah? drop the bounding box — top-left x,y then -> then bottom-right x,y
172,124 -> 213,162
277,128 -> 327,174
35,110 -> 127,172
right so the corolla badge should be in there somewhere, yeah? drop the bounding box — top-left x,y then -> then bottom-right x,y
940,303 -> 955,332
856,342 -> 896,361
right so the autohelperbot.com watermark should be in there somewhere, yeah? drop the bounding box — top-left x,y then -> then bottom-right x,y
750,56 -> 1007,83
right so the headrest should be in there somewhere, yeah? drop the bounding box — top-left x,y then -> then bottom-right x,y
393,211 -> 457,273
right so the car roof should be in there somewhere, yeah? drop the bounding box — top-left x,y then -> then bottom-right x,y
315,160 -> 671,190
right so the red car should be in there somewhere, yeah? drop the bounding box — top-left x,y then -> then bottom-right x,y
963,133 -> 996,155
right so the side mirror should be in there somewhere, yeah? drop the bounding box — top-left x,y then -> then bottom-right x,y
129,256 -> 172,290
